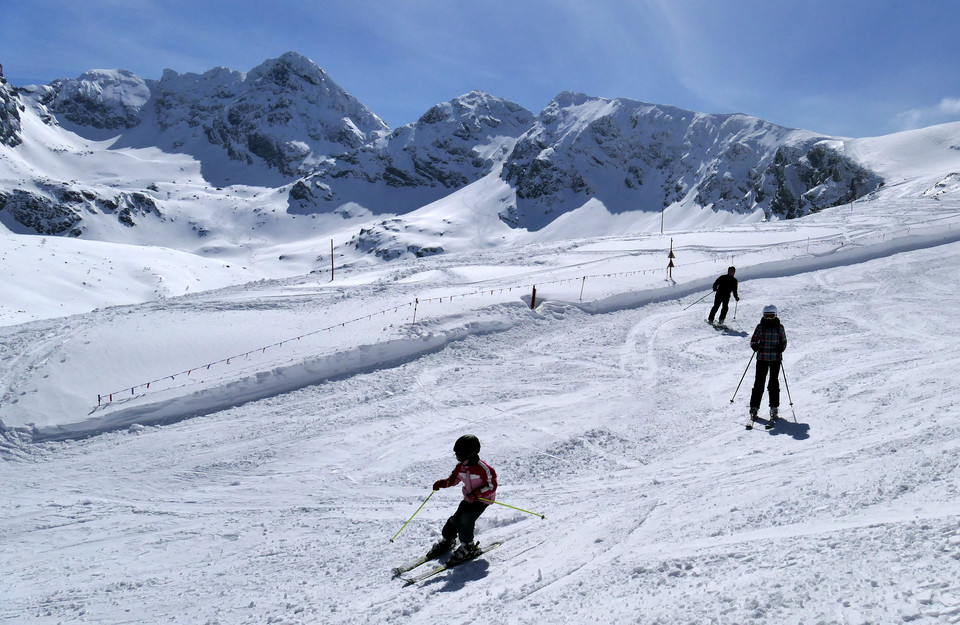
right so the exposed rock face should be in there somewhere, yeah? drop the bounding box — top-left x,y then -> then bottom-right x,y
499,93 -> 882,229
0,185 -> 162,235
0,189 -> 83,235
0,77 -> 24,147
348,219 -> 444,260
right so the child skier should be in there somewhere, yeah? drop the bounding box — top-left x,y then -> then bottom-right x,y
427,434 -> 498,564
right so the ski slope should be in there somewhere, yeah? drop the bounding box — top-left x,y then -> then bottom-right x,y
3,126 -> 960,623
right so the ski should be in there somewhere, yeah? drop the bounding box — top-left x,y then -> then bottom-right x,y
401,541 -> 502,586
391,554 -> 430,578
391,541 -> 457,578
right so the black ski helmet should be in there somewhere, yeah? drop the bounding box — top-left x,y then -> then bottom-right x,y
453,434 -> 481,457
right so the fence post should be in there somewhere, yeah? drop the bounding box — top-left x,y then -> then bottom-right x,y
667,238 -> 676,280
579,276 -> 586,301
530,285 -> 537,309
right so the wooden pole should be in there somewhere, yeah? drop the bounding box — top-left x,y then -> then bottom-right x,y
330,239 -> 334,282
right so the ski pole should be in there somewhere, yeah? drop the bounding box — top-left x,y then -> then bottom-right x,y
479,498 -> 546,520
730,352 -> 755,403
683,291 -> 713,311
780,362 -> 797,422
389,489 -> 435,542
733,299 -> 738,320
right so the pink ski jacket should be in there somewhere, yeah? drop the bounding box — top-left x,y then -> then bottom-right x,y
437,459 -> 498,503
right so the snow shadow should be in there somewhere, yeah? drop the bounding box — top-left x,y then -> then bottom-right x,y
716,325 -> 749,337
421,558 -> 492,592
766,418 -> 811,440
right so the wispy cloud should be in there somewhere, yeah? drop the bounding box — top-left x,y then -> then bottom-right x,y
939,98 -> 960,115
894,97 -> 960,131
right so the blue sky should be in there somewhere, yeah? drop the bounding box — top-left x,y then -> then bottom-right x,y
3,0 -> 959,138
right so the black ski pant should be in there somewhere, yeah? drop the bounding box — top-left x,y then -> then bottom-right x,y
750,360 -> 781,409
442,501 -> 489,544
709,292 -> 731,322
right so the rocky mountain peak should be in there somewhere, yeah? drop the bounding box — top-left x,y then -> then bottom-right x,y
247,51 -> 330,91
47,69 -> 151,130
288,91 -> 535,215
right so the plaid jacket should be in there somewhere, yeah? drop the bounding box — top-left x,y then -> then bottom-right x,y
750,317 -> 787,362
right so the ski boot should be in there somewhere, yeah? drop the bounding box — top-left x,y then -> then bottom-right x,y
746,406 -> 758,430
426,537 -> 455,559
766,407 -> 779,429
447,541 -> 481,565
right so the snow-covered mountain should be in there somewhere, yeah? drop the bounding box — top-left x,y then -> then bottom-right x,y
499,92 -> 882,230
0,52 -> 956,270
288,90 -> 535,216
39,52 -> 390,187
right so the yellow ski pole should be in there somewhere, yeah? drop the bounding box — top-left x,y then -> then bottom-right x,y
479,498 -> 546,520
390,489 -> 435,543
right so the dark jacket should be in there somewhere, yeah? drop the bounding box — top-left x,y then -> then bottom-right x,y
713,274 -> 739,300
751,317 -> 787,362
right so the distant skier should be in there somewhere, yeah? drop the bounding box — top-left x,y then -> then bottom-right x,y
427,434 -> 498,564
749,304 -> 788,425
708,266 -> 739,325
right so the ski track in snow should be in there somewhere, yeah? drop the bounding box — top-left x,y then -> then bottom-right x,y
3,232 -> 960,623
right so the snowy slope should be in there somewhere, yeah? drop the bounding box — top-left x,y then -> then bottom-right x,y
2,118 -> 960,624
2,208 -> 959,624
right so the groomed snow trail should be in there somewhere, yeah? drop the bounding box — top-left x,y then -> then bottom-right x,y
3,239 -> 960,624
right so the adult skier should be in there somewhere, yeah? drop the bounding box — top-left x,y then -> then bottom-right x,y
427,435 -> 498,564
708,266 -> 740,325
749,304 -> 788,426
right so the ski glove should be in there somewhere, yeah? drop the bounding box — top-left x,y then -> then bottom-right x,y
433,480 -> 446,491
